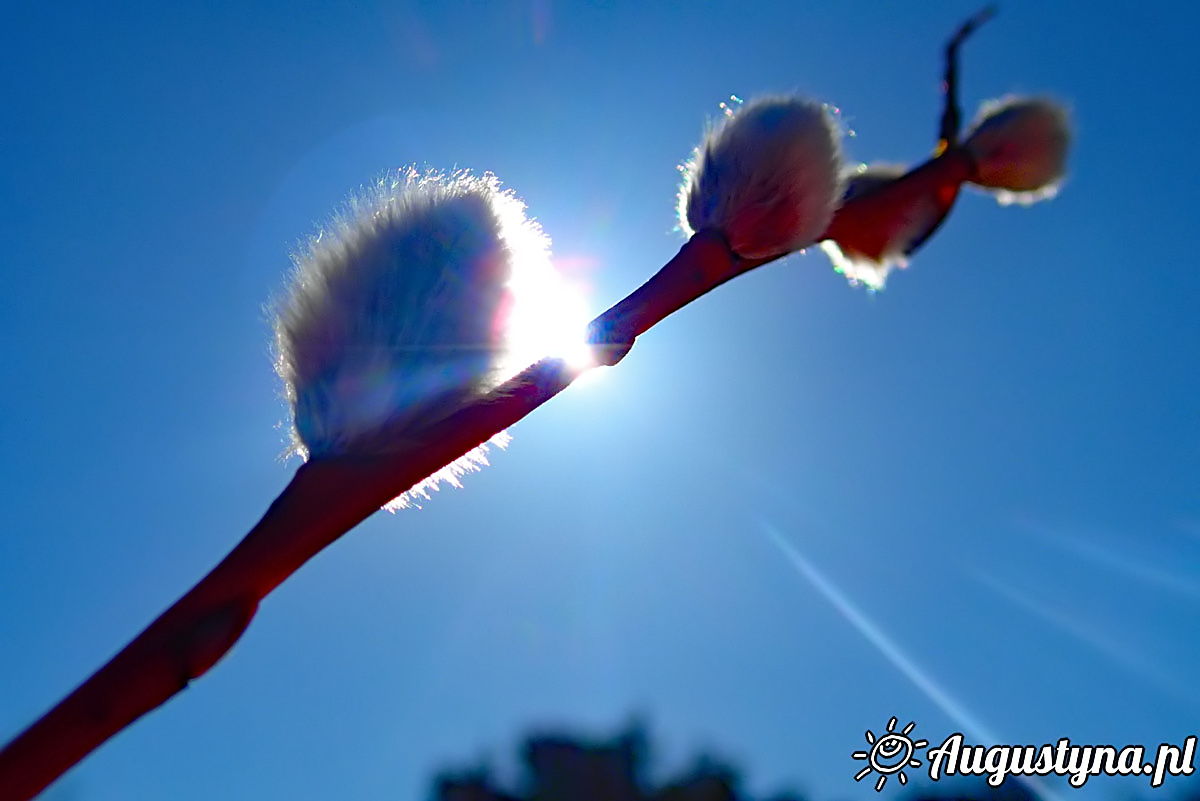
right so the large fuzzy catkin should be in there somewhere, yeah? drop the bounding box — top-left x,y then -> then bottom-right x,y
963,96 -> 1071,204
274,170 -> 547,474
678,96 -> 843,259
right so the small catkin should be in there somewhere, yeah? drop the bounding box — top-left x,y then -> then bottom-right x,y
820,163 -> 914,290
963,96 -> 1071,204
678,97 -> 844,259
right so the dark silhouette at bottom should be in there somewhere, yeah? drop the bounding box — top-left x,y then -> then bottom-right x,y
428,723 -> 1050,801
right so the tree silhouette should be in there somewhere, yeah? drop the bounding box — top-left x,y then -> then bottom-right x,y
430,723 -> 803,801
428,723 -> 1198,801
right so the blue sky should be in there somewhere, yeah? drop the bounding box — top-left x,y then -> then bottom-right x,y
1,2 -> 1198,800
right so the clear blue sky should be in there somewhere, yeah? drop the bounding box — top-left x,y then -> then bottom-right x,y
1,2 -> 1197,800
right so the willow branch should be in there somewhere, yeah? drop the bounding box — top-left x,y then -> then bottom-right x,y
0,229 -> 778,801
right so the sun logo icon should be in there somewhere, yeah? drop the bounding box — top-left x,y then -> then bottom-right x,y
852,717 -> 928,791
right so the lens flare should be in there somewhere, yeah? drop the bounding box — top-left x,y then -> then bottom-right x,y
503,256 -> 594,372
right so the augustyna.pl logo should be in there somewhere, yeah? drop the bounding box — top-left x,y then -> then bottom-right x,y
853,718 -> 1196,791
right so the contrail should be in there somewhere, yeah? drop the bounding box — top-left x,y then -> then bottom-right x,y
970,570 -> 1199,707
1021,522 -> 1200,603
760,521 -> 1067,801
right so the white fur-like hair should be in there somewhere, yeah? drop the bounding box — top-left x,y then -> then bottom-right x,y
822,163 -> 910,291
678,97 -> 844,259
820,240 -> 905,292
383,430 -> 512,511
963,96 -> 1071,205
273,170 -> 550,505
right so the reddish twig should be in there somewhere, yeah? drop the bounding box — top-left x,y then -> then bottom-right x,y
0,230 -> 776,801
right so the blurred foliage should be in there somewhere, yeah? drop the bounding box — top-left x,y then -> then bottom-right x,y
429,723 -> 795,801
425,723 -> 1059,801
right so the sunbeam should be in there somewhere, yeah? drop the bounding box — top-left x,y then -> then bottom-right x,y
759,521 -> 1067,801
1022,522 -> 1200,603
970,571 -> 1199,708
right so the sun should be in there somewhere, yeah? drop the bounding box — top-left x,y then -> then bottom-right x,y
503,256 -> 596,373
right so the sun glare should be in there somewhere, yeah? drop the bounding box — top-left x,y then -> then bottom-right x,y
491,194 -> 598,379
504,258 -> 596,373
